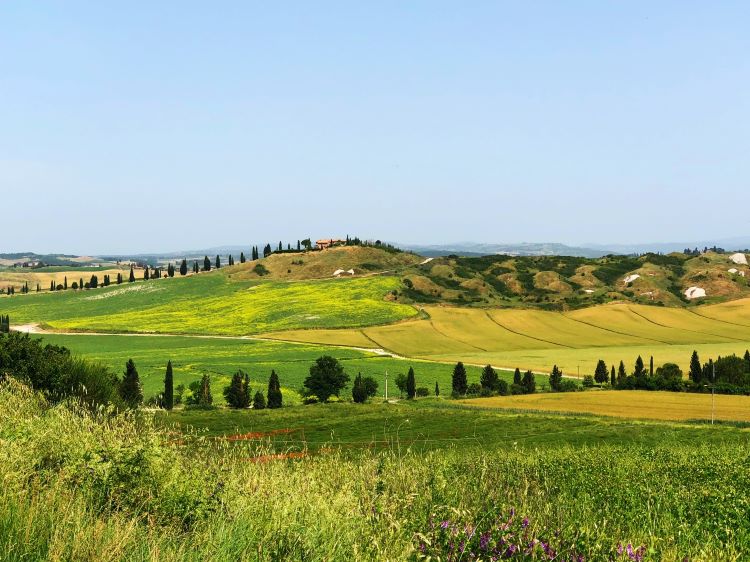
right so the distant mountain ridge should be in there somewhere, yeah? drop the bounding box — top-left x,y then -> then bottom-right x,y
400,242 -> 612,258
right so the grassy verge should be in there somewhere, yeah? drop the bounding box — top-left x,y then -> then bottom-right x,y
2,382 -> 749,561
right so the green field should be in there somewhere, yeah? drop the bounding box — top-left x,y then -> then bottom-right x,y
159,397 -> 750,451
4,384 -> 750,560
40,333 -> 507,404
0,270 -> 417,334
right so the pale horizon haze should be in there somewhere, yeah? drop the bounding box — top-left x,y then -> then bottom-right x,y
2,2 -> 749,254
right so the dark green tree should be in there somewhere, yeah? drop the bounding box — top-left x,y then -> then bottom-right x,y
203,256 -> 211,271
303,356 -> 350,402
243,372 -> 251,408
435,381 -> 439,396
352,372 -> 367,403
406,366 -> 416,399
513,368 -> 521,385
120,359 -> 143,408
689,350 -> 702,384
163,360 -> 174,410
610,365 -> 616,386
253,390 -> 266,410
634,355 -> 645,377
594,359 -> 609,384
452,362 -> 467,395
649,356 -> 654,376
144,267 -> 150,280
240,252 -> 246,263
549,365 -> 563,391
180,259 -> 188,276
617,360 -> 627,384
267,370 -> 282,408
224,370 -> 247,408
129,267 -> 135,283
394,373 -> 407,398
117,272 -> 123,284
362,376 -> 378,398
215,255 -> 221,269
196,374 -> 213,406
480,364 -> 499,392
521,370 -> 536,394
64,276 -> 68,290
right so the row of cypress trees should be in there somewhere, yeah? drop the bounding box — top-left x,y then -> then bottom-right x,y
118,358 -> 284,411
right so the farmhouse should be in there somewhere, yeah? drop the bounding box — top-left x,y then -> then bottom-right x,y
316,238 -> 347,250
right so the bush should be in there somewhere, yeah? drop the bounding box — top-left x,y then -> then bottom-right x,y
302,395 -> 319,404
558,380 -> 579,392
510,384 -> 526,395
496,379 -> 510,396
582,375 -> 594,388
415,387 -> 429,397
466,382 -> 482,396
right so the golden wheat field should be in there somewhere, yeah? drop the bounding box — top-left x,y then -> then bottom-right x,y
459,390 -> 750,422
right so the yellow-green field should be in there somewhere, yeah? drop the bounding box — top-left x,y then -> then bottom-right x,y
264,301 -> 750,374
458,390 -> 750,422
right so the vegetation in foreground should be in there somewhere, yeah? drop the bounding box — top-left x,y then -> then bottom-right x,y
2,380 -> 749,561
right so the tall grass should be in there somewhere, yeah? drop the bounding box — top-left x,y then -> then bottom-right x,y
2,380 -> 748,561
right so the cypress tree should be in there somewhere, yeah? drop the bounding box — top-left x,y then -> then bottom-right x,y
64,276 -> 68,290
406,366 -> 416,399
50,280 -> 55,291
164,360 -> 174,410
193,261 -> 199,273
243,372 -> 251,408
689,350 -> 702,384
196,374 -> 213,406
634,355 -> 645,377
549,365 -> 563,391
120,359 -> 143,408
297,240 -> 301,251
610,365 -> 616,386
203,256 -> 211,271
144,267 -> 150,280
36,284 -> 40,292
180,259 -> 188,276
240,252 -> 246,263
352,373 -> 366,403
79,277 -> 83,290
129,267 -> 135,283
521,370 -> 536,394
513,367 -> 521,385
451,362 -> 467,395
480,364 -> 499,391
224,370 -> 246,408
649,356 -> 654,376
267,370 -> 282,408
435,381 -> 439,396
744,350 -> 750,373
617,360 -> 626,384
215,255 -> 221,269
117,272 -> 123,284
594,359 -> 609,384
253,390 -> 266,410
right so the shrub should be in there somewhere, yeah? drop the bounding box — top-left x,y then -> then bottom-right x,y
467,382 -> 482,396
582,375 -> 595,388
415,387 -> 429,397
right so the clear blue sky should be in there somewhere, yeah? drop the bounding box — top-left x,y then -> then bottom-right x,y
3,2 -> 748,254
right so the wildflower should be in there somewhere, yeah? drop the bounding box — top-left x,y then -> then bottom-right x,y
522,517 -> 529,529
479,532 -> 491,551
440,520 -> 450,530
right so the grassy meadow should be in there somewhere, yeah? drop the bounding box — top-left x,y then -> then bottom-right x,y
39,333 -> 505,405
0,270 -> 417,334
3,382 -> 750,561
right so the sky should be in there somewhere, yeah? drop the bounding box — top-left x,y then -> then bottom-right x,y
2,2 -> 749,254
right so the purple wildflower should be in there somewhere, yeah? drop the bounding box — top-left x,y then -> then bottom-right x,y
480,532 -> 492,551
522,517 -> 530,529
440,520 -> 450,530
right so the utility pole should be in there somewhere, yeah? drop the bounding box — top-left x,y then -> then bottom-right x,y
711,362 -> 715,425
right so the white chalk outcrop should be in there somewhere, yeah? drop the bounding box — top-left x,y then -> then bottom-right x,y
684,286 -> 706,299
729,253 -> 748,265
623,274 -> 640,284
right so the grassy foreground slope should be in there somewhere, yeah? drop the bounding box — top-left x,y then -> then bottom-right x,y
3,383 -> 750,561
